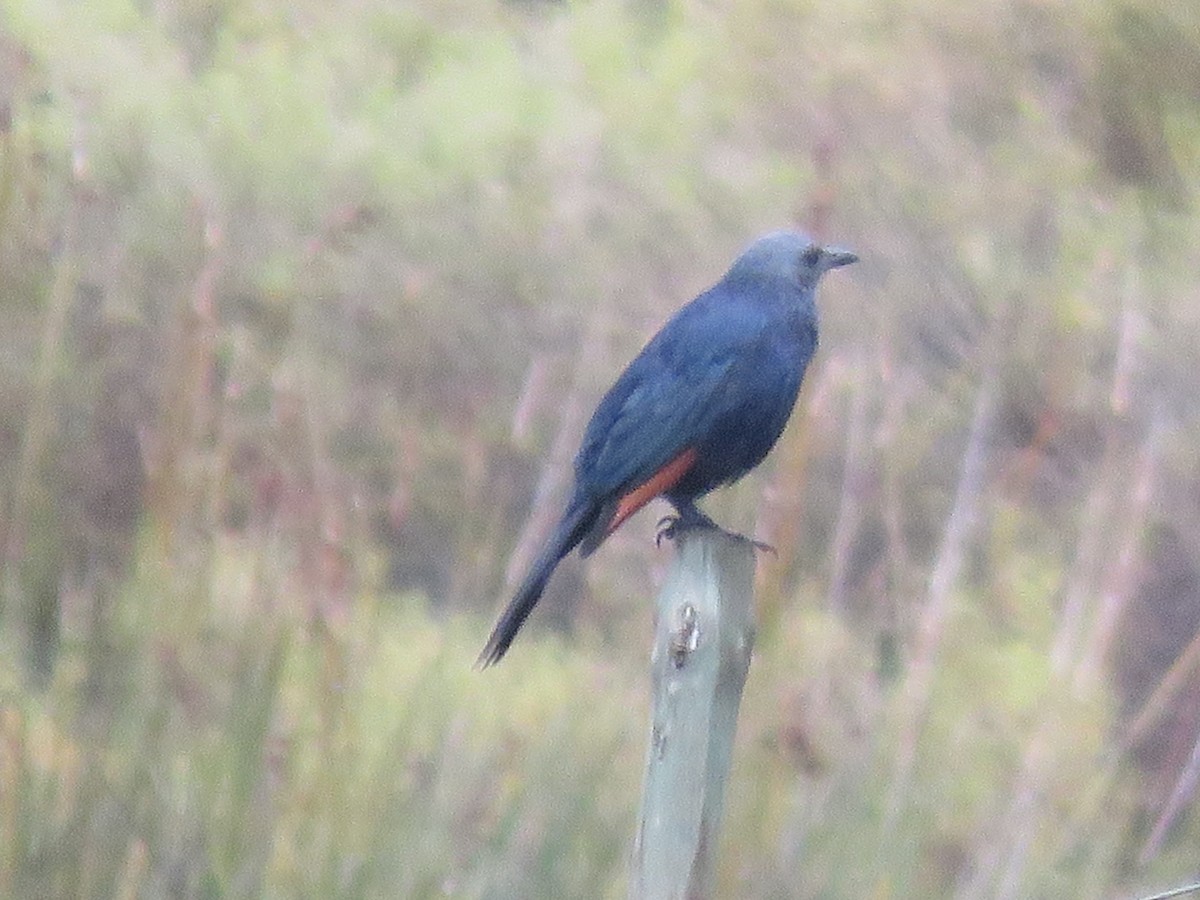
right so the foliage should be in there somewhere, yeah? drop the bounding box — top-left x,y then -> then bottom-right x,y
1,0 -> 1200,896
0,539 -> 641,898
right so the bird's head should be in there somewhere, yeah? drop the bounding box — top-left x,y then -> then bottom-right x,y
727,231 -> 858,290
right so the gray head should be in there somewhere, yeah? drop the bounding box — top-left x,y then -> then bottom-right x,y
726,230 -> 857,290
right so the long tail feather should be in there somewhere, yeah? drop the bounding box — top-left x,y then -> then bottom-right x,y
477,498 -> 598,667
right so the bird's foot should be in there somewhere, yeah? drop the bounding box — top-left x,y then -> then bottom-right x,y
654,514 -> 775,554
655,513 -> 716,547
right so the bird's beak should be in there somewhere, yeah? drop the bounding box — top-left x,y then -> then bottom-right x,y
824,246 -> 858,269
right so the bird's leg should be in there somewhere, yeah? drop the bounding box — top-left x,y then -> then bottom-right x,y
656,499 -> 775,554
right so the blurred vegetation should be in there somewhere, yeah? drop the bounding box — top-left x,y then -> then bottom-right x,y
1,0 -> 1199,896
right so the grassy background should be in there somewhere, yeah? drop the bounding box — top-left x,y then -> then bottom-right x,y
2,0 -> 1200,896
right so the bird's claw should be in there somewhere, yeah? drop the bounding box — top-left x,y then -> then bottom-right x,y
655,515 -> 681,547
656,514 -> 712,546
654,515 -> 776,554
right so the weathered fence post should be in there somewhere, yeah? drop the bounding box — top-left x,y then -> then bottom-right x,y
630,528 -> 757,900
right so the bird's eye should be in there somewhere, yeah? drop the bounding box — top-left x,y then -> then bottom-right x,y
801,245 -> 822,267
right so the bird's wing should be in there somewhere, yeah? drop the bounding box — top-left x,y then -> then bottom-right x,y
575,288 -> 768,499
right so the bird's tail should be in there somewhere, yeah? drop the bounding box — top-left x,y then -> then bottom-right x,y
477,497 -> 599,668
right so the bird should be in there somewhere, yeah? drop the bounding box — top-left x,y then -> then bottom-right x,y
478,231 -> 857,666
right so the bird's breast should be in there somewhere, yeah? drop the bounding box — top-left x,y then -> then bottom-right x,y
674,335 -> 810,497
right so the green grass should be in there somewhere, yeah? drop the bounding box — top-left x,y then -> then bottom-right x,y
0,537 -> 645,899
2,530 -> 1185,899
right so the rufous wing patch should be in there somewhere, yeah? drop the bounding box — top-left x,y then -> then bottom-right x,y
605,448 -> 698,537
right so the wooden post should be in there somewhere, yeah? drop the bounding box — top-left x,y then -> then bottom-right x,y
630,529 -> 757,900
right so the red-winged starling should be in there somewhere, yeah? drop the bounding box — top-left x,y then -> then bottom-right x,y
479,231 -> 857,666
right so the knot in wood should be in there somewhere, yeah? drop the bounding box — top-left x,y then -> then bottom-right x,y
669,602 -> 699,668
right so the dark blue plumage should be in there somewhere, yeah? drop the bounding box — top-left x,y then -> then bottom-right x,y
479,231 -> 856,666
